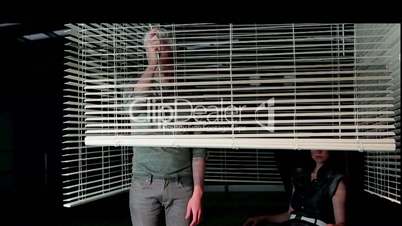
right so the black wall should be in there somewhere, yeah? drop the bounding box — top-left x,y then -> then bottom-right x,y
0,26 -> 64,226
0,24 -> 400,226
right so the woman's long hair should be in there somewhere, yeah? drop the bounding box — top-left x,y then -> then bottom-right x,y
304,150 -> 345,176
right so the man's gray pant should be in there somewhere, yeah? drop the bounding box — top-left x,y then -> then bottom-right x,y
129,175 -> 193,226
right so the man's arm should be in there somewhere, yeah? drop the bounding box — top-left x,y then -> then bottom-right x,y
127,29 -> 161,122
192,157 -> 205,198
185,148 -> 206,226
134,65 -> 157,92
134,29 -> 160,92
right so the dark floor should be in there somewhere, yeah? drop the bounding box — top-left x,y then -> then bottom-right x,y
54,191 -> 401,226
58,191 -> 288,226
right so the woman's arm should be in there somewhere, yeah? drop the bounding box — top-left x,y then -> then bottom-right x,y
242,206 -> 293,226
266,206 -> 293,223
331,179 -> 346,226
242,184 -> 295,226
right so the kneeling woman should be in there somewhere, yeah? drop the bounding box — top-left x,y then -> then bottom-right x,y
243,150 -> 346,226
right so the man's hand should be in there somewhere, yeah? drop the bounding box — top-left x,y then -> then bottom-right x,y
185,189 -> 203,226
144,28 -> 161,67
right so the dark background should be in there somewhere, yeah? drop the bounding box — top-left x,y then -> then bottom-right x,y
0,23 -> 400,226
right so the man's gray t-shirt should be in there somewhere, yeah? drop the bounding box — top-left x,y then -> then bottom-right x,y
126,87 -> 205,178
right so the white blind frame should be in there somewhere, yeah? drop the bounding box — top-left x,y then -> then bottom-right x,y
363,24 -> 400,204
62,23 -> 284,207
63,24 -> 134,207
78,23 -> 395,151
63,23 -> 399,207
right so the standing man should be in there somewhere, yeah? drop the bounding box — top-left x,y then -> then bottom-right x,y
128,28 -> 206,226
